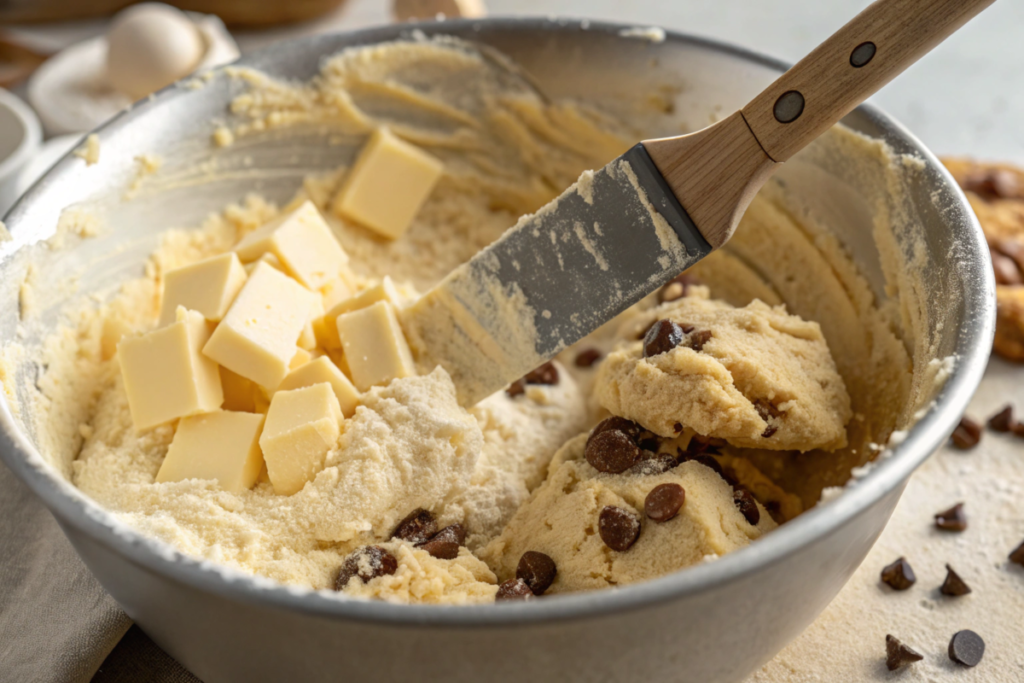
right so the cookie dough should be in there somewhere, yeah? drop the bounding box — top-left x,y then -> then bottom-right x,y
596,295 -> 852,451
5,37 -> 925,602
479,434 -> 776,593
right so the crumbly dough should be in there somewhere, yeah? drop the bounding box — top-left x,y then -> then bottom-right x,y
341,542 -> 498,605
479,434 -> 777,593
596,295 -> 852,451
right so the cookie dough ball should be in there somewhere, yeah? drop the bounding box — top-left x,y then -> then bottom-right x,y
478,435 -> 776,594
596,297 -> 851,451
339,542 -> 498,604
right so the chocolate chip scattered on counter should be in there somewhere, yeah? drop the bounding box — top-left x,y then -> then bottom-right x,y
948,630 -> 985,667
335,546 -> 398,590
516,551 -> 557,595
950,416 -> 982,449
880,557 -> 916,591
585,429 -> 641,474
940,564 -> 972,597
987,404 -> 1016,432
934,502 -> 968,532
574,348 -> 603,368
506,379 -> 525,397
1009,539 -> 1024,566
588,416 -> 644,447
643,319 -> 685,358
885,634 -> 924,671
733,489 -> 760,525
962,167 -> 1020,201
418,523 -> 466,560
659,272 -> 701,303
688,329 -> 713,352
599,506 -> 641,551
645,483 -> 685,522
524,361 -> 559,385
391,508 -> 437,544
495,578 -> 534,601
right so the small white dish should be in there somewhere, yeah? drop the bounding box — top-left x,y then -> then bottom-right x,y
0,88 -> 43,218
27,12 -> 239,136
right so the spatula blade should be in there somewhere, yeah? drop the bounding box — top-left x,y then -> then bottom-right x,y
401,143 -> 712,405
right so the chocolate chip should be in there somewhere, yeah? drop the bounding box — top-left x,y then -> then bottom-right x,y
948,630 -> 985,667
885,634 -> 924,671
574,348 -> 603,368
638,436 -> 661,452
587,416 -> 644,447
659,272 -> 701,303
992,251 -> 1024,286
940,564 -> 972,597
495,578 -> 534,601
335,546 -> 398,590
506,379 -> 525,397
754,399 -> 781,438
643,319 -> 685,358
987,405 -> 1015,432
687,329 -> 713,352
585,429 -> 641,474
1013,422 -> 1024,439
733,489 -> 760,525
629,453 -> 678,476
598,506 -> 641,551
516,551 -> 557,595
391,508 -> 437,544
418,524 -> 466,560
962,167 -> 1020,201
880,556 -> 916,591
524,362 -> 559,385
1009,539 -> 1024,566
673,422 -> 683,433
950,416 -> 982,449
934,502 -> 967,532
645,483 -> 685,522
721,466 -> 741,489
761,424 -> 778,438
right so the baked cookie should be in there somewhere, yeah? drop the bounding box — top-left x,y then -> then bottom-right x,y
942,158 -> 1024,361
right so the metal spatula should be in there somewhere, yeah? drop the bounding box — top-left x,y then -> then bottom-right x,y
402,0 -> 995,405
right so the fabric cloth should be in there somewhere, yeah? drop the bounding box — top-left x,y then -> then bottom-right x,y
0,459 -> 196,682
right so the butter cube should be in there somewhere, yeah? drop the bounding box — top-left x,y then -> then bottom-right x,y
220,366 -> 258,413
234,201 -> 349,290
244,251 -> 283,275
290,347 -> 312,369
316,277 -> 400,349
321,276 -> 355,311
203,262 -> 317,390
332,128 -> 443,240
298,296 -> 324,351
277,356 -> 359,417
118,308 -> 224,430
336,300 -> 416,391
260,383 -> 342,495
159,253 -> 247,327
156,411 -> 265,493
101,315 -> 132,361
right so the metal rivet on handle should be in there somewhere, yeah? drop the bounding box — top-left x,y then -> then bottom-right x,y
773,90 -> 804,123
850,41 -> 877,67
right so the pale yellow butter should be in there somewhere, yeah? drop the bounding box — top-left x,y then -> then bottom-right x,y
315,277 -> 400,349
298,296 -> 324,351
320,276 -> 355,311
159,253 -> 247,327
277,356 -> 359,417
290,347 -> 312,369
234,200 -> 350,290
118,307 -> 223,430
332,128 -> 443,240
336,300 -> 416,392
220,366 -> 258,413
155,410 -> 265,493
244,251 -> 283,275
260,383 -> 343,495
203,262 -> 317,390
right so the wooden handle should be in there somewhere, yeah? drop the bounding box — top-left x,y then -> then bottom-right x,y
742,0 -> 995,162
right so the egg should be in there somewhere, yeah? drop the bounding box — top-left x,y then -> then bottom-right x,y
105,3 -> 206,101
